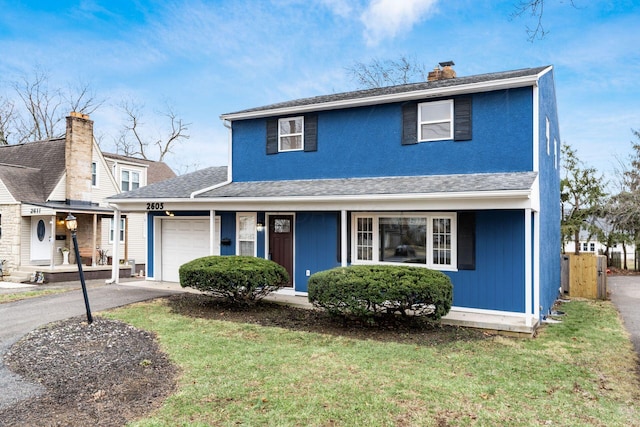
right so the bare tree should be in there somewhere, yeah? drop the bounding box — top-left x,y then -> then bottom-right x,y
0,96 -> 16,145
346,55 -> 427,89
115,99 -> 190,162
511,0 -> 578,42
5,66 -> 103,144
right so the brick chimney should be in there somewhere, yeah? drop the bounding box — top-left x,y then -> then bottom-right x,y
428,61 -> 457,82
65,112 -> 94,204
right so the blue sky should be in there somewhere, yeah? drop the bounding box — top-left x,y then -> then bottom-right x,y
0,0 -> 638,183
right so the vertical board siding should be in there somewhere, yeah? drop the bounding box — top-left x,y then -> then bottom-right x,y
294,212 -> 340,292
446,210 -> 526,312
232,88 -> 534,182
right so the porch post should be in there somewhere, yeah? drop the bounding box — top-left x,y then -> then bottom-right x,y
92,214 -> 98,266
50,215 -> 56,269
111,209 -> 121,284
210,210 -> 216,255
533,210 -> 540,323
525,209 -> 533,327
341,210 -> 347,267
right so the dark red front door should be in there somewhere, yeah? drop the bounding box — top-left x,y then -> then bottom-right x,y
269,215 -> 294,288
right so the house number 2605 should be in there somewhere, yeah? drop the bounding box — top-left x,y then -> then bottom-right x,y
146,202 -> 164,210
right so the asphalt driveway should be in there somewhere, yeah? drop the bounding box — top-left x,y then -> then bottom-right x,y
608,274 -> 640,353
0,281 -> 180,410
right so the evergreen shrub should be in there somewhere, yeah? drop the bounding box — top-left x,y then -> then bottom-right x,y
307,265 -> 452,321
179,256 -> 289,303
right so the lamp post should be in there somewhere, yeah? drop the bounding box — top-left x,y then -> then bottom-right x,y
65,213 -> 93,324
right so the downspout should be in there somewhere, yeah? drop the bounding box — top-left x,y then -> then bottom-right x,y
107,207 -> 121,284
189,119 -> 233,198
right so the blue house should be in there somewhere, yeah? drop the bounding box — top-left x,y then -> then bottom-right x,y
109,64 -> 561,333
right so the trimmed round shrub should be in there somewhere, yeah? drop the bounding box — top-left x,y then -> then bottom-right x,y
179,256 -> 289,303
307,265 -> 452,321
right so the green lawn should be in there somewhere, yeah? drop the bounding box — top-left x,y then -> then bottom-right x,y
105,298 -> 640,426
0,288 -> 68,303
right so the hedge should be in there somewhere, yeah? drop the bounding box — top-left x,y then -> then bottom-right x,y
307,265 -> 452,321
179,256 -> 289,303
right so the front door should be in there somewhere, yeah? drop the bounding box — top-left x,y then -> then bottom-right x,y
31,216 -> 52,263
269,215 -> 294,288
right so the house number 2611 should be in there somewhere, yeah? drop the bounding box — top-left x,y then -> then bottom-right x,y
146,202 -> 164,210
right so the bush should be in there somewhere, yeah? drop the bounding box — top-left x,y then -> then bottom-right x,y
307,265 -> 452,321
179,256 -> 289,304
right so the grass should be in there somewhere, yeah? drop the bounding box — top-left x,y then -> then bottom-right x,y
0,288 -> 68,303
105,298 -> 640,426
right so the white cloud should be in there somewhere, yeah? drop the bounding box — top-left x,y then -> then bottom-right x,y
360,0 -> 439,46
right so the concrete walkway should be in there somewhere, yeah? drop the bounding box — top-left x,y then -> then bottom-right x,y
607,275 -> 640,354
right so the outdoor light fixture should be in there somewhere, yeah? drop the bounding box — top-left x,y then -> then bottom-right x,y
65,213 -> 93,324
256,222 -> 264,232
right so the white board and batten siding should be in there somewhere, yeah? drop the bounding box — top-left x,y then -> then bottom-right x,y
160,218 -> 220,283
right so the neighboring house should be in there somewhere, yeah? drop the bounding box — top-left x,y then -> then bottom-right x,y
564,230 -> 637,269
0,112 -> 174,277
109,64 -> 561,333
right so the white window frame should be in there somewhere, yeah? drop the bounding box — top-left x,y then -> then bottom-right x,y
91,162 -> 98,187
121,170 -> 140,192
109,217 -> 126,243
278,116 -> 304,152
352,212 -> 457,271
236,212 -> 257,256
418,100 -> 454,142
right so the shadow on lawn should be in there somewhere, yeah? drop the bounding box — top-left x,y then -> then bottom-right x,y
166,293 -> 490,346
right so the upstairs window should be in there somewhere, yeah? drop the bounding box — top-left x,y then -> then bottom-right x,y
91,162 -> 97,186
109,218 -> 125,243
418,100 -> 453,141
403,98 -> 471,145
121,170 -> 140,191
278,116 -> 304,151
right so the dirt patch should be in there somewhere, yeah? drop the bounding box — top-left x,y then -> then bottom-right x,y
1,293 -> 488,425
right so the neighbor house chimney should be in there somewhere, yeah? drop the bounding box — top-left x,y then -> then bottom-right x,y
65,112 -> 94,204
428,61 -> 456,81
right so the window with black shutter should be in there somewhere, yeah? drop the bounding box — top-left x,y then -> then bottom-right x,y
266,114 -> 318,154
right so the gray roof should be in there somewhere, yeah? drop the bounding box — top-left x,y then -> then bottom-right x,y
223,66 -> 550,117
109,166 -> 229,199
0,139 -> 66,203
110,167 -> 537,200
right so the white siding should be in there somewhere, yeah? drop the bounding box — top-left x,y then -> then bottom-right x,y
48,177 -> 66,201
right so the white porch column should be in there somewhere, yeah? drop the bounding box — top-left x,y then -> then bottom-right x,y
111,209 -> 121,284
49,215 -> 56,269
341,210 -> 348,267
533,210 -> 540,323
210,210 -> 216,255
92,214 -> 98,266
525,209 -> 533,327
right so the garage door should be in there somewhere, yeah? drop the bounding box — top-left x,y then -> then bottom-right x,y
161,218 -> 220,282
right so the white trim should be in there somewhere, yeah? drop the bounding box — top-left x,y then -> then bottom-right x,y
525,208 -> 533,327
209,210 -> 216,255
449,305 -> 530,318
341,210 -> 347,267
221,73 -> 544,121
110,209 -> 121,284
533,83 -> 540,172
533,210 -> 540,322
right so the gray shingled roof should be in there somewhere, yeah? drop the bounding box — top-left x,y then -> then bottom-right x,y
109,166 -> 228,199
110,167 -> 536,200
0,139 -> 66,203
223,66 -> 550,117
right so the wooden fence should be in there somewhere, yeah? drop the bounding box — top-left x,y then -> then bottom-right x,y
560,254 -> 607,300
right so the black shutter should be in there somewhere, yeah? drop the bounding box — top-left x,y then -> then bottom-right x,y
457,212 -> 476,270
304,114 -> 318,152
402,102 -> 418,145
454,97 -> 472,141
266,119 -> 278,154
